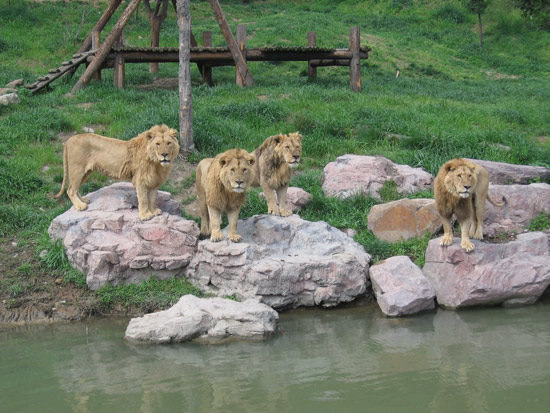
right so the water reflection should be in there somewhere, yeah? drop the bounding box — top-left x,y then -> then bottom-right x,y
2,302 -> 550,412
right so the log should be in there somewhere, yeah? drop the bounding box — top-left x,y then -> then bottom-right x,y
350,26 -> 361,91
201,31 -> 214,86
235,25 -> 247,86
307,31 -> 317,80
114,32 -> 125,88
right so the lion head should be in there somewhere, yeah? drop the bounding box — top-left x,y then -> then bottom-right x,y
217,148 -> 256,193
273,132 -> 302,168
442,159 -> 477,199
143,124 -> 180,166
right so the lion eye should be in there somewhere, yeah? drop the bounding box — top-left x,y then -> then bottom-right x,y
167,142 -> 171,145
231,168 -> 235,173
243,168 -> 247,172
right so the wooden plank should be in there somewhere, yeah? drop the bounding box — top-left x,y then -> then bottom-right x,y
70,0 -> 142,94
235,25 -> 247,86
350,26 -> 361,91
92,29 -> 102,81
201,31 -> 214,86
307,31 -> 317,80
207,0 -> 253,86
177,0 -> 194,152
114,31 -> 125,88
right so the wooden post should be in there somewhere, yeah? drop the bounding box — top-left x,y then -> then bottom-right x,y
71,0 -> 142,94
91,29 -> 101,81
177,0 -> 194,152
207,0 -> 253,86
307,31 -> 317,80
114,31 -> 125,88
350,26 -> 361,91
235,25 -> 247,86
202,31 -> 214,86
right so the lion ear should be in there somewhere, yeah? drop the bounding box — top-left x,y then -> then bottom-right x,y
247,155 -> 256,166
219,156 -> 228,167
170,129 -> 178,139
293,132 -> 302,142
273,134 -> 284,144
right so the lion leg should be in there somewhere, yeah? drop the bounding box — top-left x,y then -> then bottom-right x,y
148,188 -> 161,216
276,186 -> 292,217
78,170 -> 93,204
227,208 -> 243,243
459,217 -> 475,252
67,166 -> 89,211
199,199 -> 210,239
136,186 -> 154,221
207,207 -> 224,242
440,215 -> 454,247
471,195 -> 485,240
262,184 -> 280,215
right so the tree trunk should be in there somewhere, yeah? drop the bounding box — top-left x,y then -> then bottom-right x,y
177,0 -> 194,152
478,13 -> 483,48
144,0 -> 169,73
150,19 -> 161,72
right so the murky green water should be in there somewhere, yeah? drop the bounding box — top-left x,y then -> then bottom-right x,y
2,301 -> 550,412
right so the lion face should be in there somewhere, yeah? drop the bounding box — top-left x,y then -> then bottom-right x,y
146,125 -> 180,166
219,149 -> 256,193
274,132 -> 302,168
444,164 -> 477,199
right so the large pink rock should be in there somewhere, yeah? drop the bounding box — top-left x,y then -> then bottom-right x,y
259,186 -> 312,212
370,256 -> 435,317
48,183 -> 199,290
322,155 -> 433,200
484,183 -> 550,236
467,158 -> 550,185
422,232 -> 550,309
185,214 -> 371,310
367,198 -> 441,242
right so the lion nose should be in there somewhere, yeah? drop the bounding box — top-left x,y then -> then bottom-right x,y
293,155 -> 299,161
235,179 -> 243,186
463,185 -> 471,190
162,153 -> 169,158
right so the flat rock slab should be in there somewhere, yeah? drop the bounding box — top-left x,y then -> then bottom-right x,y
422,232 -> 550,309
484,183 -> 550,237
367,198 -> 441,242
125,295 -> 279,344
185,214 -> 371,310
49,183 -> 199,290
322,155 -> 433,200
467,158 -> 550,185
370,256 -> 435,317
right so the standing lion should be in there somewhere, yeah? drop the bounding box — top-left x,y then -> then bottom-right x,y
434,158 -> 505,252
54,124 -> 179,221
196,148 -> 256,243
252,132 -> 302,216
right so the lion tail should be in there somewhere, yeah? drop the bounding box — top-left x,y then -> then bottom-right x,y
487,193 -> 506,207
53,143 -> 68,199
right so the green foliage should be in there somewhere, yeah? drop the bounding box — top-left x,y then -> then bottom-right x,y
527,212 -> 550,231
465,0 -> 490,15
516,0 -> 550,31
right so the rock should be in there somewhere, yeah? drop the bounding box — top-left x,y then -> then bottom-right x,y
370,256 -> 435,317
5,79 -> 23,88
259,186 -> 312,212
0,87 -> 17,96
484,183 -> 550,237
322,155 -> 433,200
124,295 -> 279,344
185,214 -> 371,310
367,198 -> 441,242
422,232 -> 550,309
82,126 -> 95,133
467,158 -> 550,185
48,182 -> 199,290
0,93 -> 19,106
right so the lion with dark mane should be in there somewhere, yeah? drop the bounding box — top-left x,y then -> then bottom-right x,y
54,124 -> 179,221
252,132 -> 302,216
434,158 -> 505,252
196,148 -> 256,242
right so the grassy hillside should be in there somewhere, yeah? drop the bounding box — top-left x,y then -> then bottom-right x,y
1,0 -> 549,311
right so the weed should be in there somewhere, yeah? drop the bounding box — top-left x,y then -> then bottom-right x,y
528,213 -> 550,231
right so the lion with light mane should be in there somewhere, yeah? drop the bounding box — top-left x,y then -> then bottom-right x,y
54,124 -> 179,221
252,132 -> 302,216
196,148 -> 256,242
434,158 -> 505,252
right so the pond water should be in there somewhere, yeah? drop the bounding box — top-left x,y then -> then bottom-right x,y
2,300 -> 550,412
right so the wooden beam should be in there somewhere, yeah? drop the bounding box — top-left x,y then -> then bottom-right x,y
235,25 -> 247,86
70,0 -> 142,94
307,31 -> 317,80
114,31 -> 125,88
91,29 -> 102,81
201,31 -> 214,86
207,0 -> 253,86
350,26 -> 361,91
177,0 -> 194,152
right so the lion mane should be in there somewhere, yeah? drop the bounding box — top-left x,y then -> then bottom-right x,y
54,124 -> 180,221
251,132 -> 303,216
434,158 -> 505,252
196,148 -> 256,242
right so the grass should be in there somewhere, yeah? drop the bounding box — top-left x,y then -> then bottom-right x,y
1,0 -> 550,310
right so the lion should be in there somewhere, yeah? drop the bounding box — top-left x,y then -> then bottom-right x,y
54,124 -> 180,221
251,132 -> 303,216
196,148 -> 256,242
434,158 -> 505,252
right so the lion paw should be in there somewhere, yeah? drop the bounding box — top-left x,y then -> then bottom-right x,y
210,231 -> 224,242
228,233 -> 242,243
152,208 -> 162,216
139,212 -> 154,221
267,207 -> 280,215
75,203 -> 88,211
440,235 -> 453,247
81,197 -> 91,204
279,208 -> 292,217
461,240 -> 475,252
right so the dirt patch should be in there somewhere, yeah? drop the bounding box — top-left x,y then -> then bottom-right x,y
136,77 -> 179,91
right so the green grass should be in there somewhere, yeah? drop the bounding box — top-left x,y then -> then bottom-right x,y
2,0 -> 550,308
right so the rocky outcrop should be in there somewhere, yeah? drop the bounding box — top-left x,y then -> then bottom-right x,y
48,183 -> 199,290
0,92 -> 19,106
422,232 -> 550,309
185,214 -> 371,310
322,155 -> 433,200
370,256 -> 435,317
125,295 -> 279,344
259,186 -> 312,212
367,198 -> 441,242
484,183 -> 550,236
468,158 -> 550,185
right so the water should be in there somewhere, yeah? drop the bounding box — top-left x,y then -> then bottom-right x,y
2,301 -> 550,412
